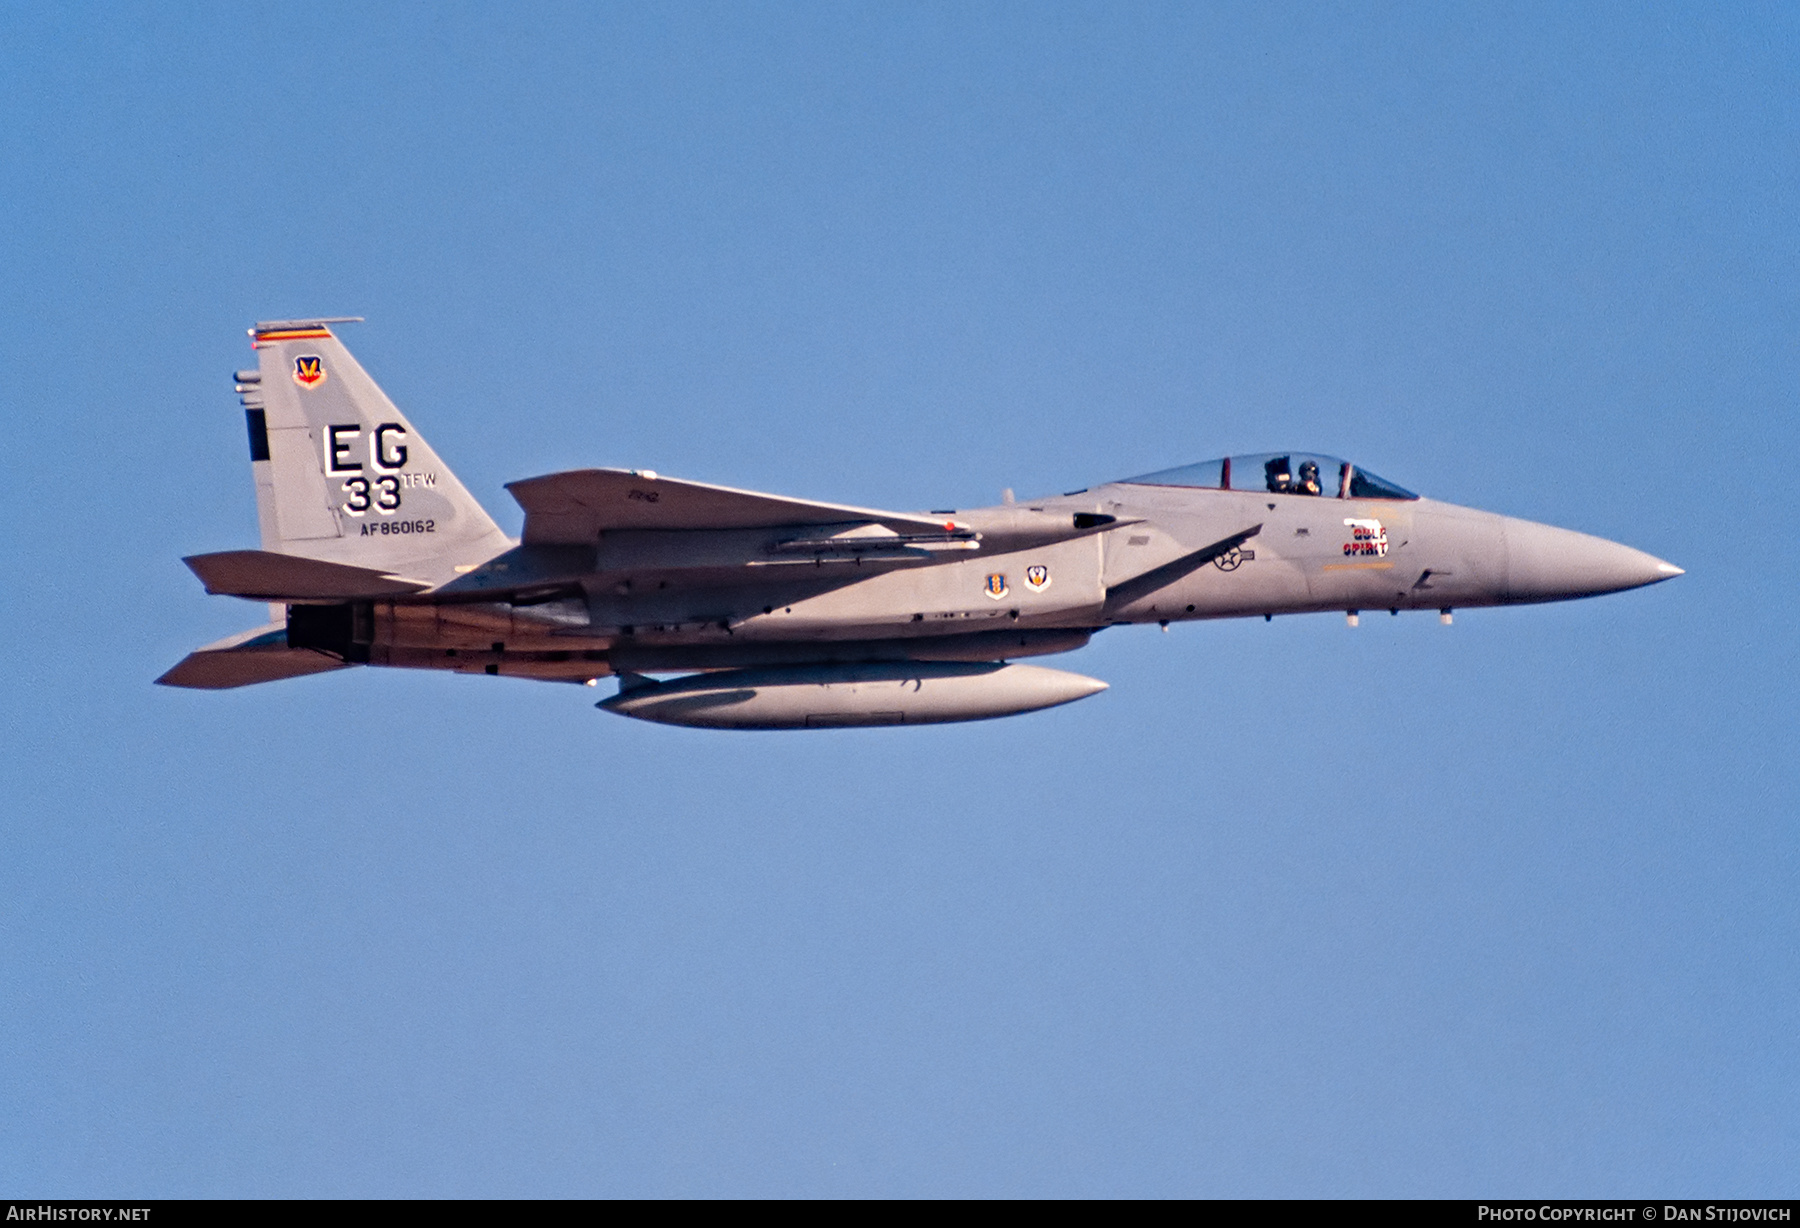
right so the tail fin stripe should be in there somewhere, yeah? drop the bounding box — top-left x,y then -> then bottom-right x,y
253,328 -> 333,346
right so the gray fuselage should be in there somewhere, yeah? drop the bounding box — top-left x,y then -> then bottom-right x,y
322,477 -> 1678,687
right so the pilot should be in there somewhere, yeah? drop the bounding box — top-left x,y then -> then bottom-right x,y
1294,459 -> 1322,496
1264,456 -> 1294,493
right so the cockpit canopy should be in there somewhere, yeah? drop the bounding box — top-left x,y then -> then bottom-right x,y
1121,453 -> 1418,500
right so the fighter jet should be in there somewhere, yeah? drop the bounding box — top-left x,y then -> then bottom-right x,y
159,319 -> 1682,728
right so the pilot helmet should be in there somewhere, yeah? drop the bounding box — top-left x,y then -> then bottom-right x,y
1297,459 -> 1320,482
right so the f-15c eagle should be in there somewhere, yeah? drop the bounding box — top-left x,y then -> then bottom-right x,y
160,319 -> 1682,729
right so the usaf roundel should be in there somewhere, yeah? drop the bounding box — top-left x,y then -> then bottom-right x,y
292,355 -> 326,388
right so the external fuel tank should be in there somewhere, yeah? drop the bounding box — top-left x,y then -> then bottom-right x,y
598,661 -> 1108,729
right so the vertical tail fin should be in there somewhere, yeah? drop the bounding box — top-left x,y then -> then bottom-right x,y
237,319 -> 509,582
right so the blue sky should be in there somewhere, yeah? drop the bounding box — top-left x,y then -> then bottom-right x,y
2,2 -> 1795,1196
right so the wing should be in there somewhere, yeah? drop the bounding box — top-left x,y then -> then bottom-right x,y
1103,524 -> 1264,609
506,468 -> 959,544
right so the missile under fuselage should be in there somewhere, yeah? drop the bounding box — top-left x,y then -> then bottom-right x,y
598,661 -> 1108,729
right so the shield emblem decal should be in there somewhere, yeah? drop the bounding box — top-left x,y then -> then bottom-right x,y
1024,564 -> 1050,592
292,355 -> 326,388
983,573 -> 1009,600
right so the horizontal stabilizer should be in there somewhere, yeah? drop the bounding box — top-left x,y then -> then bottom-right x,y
507,468 -> 960,543
183,550 -> 430,600
156,623 -> 350,690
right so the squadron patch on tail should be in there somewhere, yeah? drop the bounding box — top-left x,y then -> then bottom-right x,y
292,355 -> 326,388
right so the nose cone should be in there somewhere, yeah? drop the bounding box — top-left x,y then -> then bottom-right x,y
1505,517 -> 1683,603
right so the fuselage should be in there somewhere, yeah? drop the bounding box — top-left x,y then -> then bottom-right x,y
317,469 -> 1679,687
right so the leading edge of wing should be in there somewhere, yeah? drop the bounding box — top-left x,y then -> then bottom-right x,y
1103,523 -> 1264,610
506,468 -> 962,543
